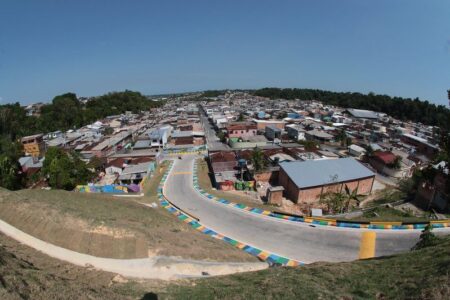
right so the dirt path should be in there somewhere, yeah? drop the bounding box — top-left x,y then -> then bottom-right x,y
0,218 -> 267,280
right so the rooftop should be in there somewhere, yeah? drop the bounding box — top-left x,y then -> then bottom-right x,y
345,108 -> 379,119
280,157 -> 374,189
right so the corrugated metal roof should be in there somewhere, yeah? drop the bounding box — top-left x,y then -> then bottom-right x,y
345,108 -> 379,119
280,157 -> 374,189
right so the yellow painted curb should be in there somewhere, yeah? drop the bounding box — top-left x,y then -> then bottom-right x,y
359,231 -> 376,259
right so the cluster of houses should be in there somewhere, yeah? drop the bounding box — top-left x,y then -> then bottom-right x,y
17,91 -> 447,213
200,92 -> 446,213
18,104 -> 206,189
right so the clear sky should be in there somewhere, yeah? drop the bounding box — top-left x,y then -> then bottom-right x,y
1,0 -> 449,105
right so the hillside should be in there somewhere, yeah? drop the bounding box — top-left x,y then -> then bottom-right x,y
163,235 -> 450,299
0,232 -> 142,300
1,231 -> 449,299
0,183 -> 256,262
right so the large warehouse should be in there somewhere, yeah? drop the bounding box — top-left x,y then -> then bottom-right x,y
278,158 -> 375,204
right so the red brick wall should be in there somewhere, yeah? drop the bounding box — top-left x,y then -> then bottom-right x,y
279,168 -> 301,203
357,177 -> 374,194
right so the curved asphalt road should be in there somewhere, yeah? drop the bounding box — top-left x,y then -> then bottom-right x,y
164,155 -> 450,263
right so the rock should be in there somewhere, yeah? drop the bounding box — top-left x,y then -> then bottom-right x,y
111,274 -> 128,283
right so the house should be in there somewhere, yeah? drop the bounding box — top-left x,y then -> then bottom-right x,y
118,162 -> 152,185
171,131 -> 194,145
253,120 -> 286,132
416,161 -> 449,212
18,156 -> 43,172
286,124 -> 306,141
226,123 -> 257,140
369,151 -> 415,178
105,158 -> 126,175
90,131 -> 132,157
278,158 -> 375,204
305,130 -> 333,142
133,140 -> 152,150
229,135 -> 268,149
209,151 -> 238,189
265,125 -> 282,141
401,133 -> 439,158
21,134 -> 46,158
344,108 -> 380,120
348,144 -> 366,158
148,126 -> 171,148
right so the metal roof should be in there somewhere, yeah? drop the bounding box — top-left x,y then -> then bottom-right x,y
345,108 -> 379,119
279,157 -> 374,189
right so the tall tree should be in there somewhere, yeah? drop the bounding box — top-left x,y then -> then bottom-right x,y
251,147 -> 267,173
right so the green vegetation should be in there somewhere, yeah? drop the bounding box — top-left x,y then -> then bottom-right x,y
412,225 -> 440,250
202,90 -> 226,97
162,235 -> 450,299
42,147 -> 93,190
0,155 -> 22,190
320,185 -> 364,214
253,87 -> 450,130
0,90 -> 164,190
250,146 -> 267,173
352,207 -> 430,223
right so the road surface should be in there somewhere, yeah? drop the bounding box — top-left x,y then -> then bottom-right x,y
199,108 -> 231,151
164,155 -> 449,263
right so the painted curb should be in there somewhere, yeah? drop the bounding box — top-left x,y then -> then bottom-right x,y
193,162 -> 450,230
158,161 -> 303,267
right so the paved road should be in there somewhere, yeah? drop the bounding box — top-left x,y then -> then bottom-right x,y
199,108 -> 230,151
164,155 -> 450,263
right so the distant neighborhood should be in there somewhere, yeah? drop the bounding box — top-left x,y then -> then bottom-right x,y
12,90 -> 449,217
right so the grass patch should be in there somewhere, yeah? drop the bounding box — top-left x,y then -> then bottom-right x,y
161,235 -> 450,299
350,207 -> 430,223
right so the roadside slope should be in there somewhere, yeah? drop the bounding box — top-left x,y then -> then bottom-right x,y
0,186 -> 257,262
164,236 -> 450,299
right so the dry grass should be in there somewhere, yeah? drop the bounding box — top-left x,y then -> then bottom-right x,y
0,161 -> 257,262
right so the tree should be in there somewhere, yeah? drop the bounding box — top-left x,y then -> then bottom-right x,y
320,185 -> 363,214
320,191 -> 346,214
335,129 -> 348,147
217,131 -> 226,143
388,156 -> 402,170
237,113 -> 245,122
0,154 -> 22,190
343,185 -> 363,212
43,147 -> 93,190
88,156 -> 105,172
252,88 -> 450,131
251,147 -> 267,173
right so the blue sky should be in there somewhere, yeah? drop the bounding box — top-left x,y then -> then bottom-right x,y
1,0 -> 449,105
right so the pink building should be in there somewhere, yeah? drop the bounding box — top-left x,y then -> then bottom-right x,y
226,124 -> 257,140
